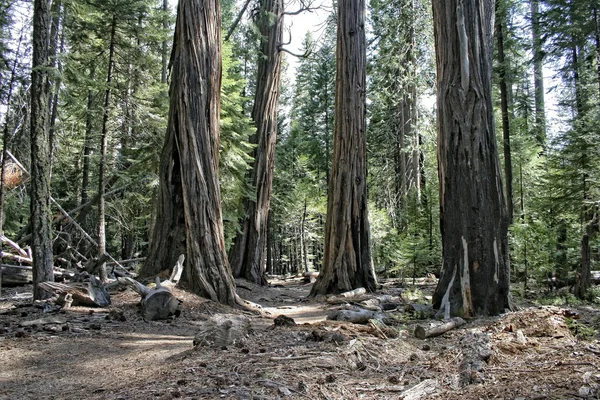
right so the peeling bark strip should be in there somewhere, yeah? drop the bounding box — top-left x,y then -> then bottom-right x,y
310,0 -> 376,296
432,0 -> 510,317
141,0 -> 238,306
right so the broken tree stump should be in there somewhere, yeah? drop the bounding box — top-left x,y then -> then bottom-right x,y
141,280 -> 181,321
118,255 -> 184,321
414,317 -> 466,339
193,314 -> 253,348
38,276 -> 111,307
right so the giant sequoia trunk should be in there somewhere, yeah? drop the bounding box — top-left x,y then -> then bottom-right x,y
432,0 -> 511,317
30,0 -> 54,300
141,0 -> 237,305
310,0 -> 376,296
228,0 -> 283,285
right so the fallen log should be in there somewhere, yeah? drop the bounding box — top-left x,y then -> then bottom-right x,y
326,287 -> 368,304
339,287 -> 367,298
414,317 -> 466,339
327,308 -> 383,324
400,379 -> 438,400
38,276 -> 111,307
0,266 -> 32,286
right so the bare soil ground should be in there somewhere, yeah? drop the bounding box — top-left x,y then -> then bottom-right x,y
1,278 -> 600,399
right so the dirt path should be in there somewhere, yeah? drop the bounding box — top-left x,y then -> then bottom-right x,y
1,278 -> 600,399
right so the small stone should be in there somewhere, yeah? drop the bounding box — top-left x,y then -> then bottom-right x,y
278,387 -> 292,396
579,386 -> 591,396
273,315 -> 296,327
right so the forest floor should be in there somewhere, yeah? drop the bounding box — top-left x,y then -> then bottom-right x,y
1,277 -> 600,400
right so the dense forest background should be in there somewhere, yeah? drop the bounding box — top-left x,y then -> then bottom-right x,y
0,0 -> 599,297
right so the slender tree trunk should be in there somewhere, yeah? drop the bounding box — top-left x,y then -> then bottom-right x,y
161,0 -> 169,84
310,0 -> 376,296
576,234 -> 591,299
594,5 -> 600,99
530,0 -> 546,147
496,0 -> 514,224
31,0 -> 54,300
432,0 -> 511,317
0,33 -> 24,234
229,0 -> 284,285
97,14 -> 118,282
81,85 -> 95,207
266,214 -> 273,275
141,0 -> 238,306
301,198 -> 308,273
48,0 -> 63,167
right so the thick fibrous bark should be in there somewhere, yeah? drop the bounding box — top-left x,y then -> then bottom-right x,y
432,0 -> 510,317
229,0 -> 283,285
31,0 -> 54,300
142,0 -> 237,306
310,0 -> 376,296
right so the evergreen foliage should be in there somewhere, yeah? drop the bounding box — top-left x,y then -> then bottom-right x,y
0,0 -> 598,301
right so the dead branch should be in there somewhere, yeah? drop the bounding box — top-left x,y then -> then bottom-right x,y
0,233 -> 29,257
414,317 -> 466,339
224,0 -> 252,42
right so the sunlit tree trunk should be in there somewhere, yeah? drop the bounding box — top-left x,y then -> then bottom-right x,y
310,0 -> 376,296
141,0 -> 238,305
432,0 -> 511,317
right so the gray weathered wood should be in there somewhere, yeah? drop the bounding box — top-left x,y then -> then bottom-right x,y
38,276 -> 110,307
327,308 -> 382,324
141,279 -> 181,321
414,317 -> 466,339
